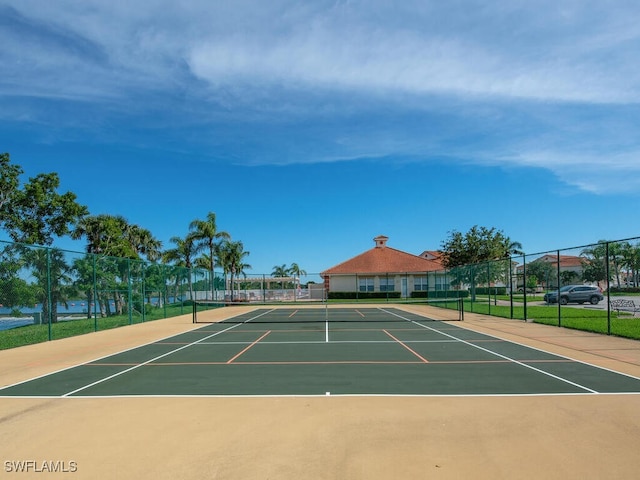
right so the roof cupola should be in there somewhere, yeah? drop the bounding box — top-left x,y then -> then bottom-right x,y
374,235 -> 389,248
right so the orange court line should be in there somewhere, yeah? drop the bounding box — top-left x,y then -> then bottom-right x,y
288,310 -> 298,317
383,329 -> 429,363
88,360 -> 427,366
354,310 -> 365,317
226,330 -> 271,364
85,359 -> 574,367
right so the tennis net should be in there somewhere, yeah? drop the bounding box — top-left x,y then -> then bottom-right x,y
192,299 -> 463,324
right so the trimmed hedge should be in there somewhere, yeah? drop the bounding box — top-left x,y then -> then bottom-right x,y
410,290 -> 469,299
328,291 -> 401,300
474,287 -> 507,295
609,287 -> 640,294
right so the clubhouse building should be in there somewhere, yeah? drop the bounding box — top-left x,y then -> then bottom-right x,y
320,235 -> 449,298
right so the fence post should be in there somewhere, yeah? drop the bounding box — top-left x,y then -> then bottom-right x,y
142,262 -> 146,322
509,257 -> 514,319
128,258 -> 132,325
93,253 -> 98,332
606,242 -> 611,335
163,264 -> 168,319
487,263 -> 491,316
46,247 -> 52,340
556,250 -> 561,327
522,254 -> 527,321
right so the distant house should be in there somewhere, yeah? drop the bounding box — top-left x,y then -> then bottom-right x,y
538,254 -> 584,275
419,250 -> 443,262
514,254 -> 586,290
320,236 -> 447,298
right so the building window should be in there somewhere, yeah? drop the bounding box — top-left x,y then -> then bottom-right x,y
414,276 -> 428,291
434,274 -> 447,291
379,277 -> 395,292
359,277 -> 374,292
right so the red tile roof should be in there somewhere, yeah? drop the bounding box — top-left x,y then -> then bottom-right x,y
538,254 -> 584,267
321,245 -> 443,275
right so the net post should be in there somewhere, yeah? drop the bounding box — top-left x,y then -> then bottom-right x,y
459,297 -> 464,321
192,301 -> 196,324
324,287 -> 328,321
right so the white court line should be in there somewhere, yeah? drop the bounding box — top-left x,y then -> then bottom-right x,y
6,391 -> 640,400
0,307 -> 262,393
378,308 -> 599,394
197,339 -> 460,345
61,309 -> 276,397
325,316 -> 329,343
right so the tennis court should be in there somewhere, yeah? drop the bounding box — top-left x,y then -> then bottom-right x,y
3,306 -> 640,398
3,304 -> 640,479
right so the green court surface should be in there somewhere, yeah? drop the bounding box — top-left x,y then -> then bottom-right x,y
2,308 -> 640,397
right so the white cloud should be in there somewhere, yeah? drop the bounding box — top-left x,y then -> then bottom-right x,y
494,150 -> 640,194
188,22 -> 640,105
2,0 -> 640,194
4,1 -> 639,104
184,0 -> 640,104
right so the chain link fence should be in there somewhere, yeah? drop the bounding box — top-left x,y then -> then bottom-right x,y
0,240 -> 221,349
2,236 -> 640,349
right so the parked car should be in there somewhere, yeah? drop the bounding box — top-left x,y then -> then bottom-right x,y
544,285 -> 604,305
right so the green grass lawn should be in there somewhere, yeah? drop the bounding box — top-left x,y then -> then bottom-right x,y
0,304 -> 192,350
461,300 -> 640,340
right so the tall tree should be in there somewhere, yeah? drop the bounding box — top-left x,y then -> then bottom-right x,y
72,214 -> 161,261
0,244 -> 35,310
441,226 -> 518,300
441,226 -> 515,267
0,152 -> 21,215
1,156 -> 87,246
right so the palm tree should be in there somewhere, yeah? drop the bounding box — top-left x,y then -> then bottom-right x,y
272,264 -> 289,277
163,234 -> 198,301
508,241 -> 524,257
620,242 -> 640,288
288,263 -> 307,293
189,212 -> 230,299
272,264 -> 289,291
288,263 -> 307,277
608,241 -> 627,287
218,240 -> 251,301
23,247 -> 76,323
125,224 -> 162,262
71,214 -> 132,257
580,242 -> 607,286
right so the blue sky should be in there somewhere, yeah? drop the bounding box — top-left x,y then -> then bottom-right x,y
1,1 -> 639,275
